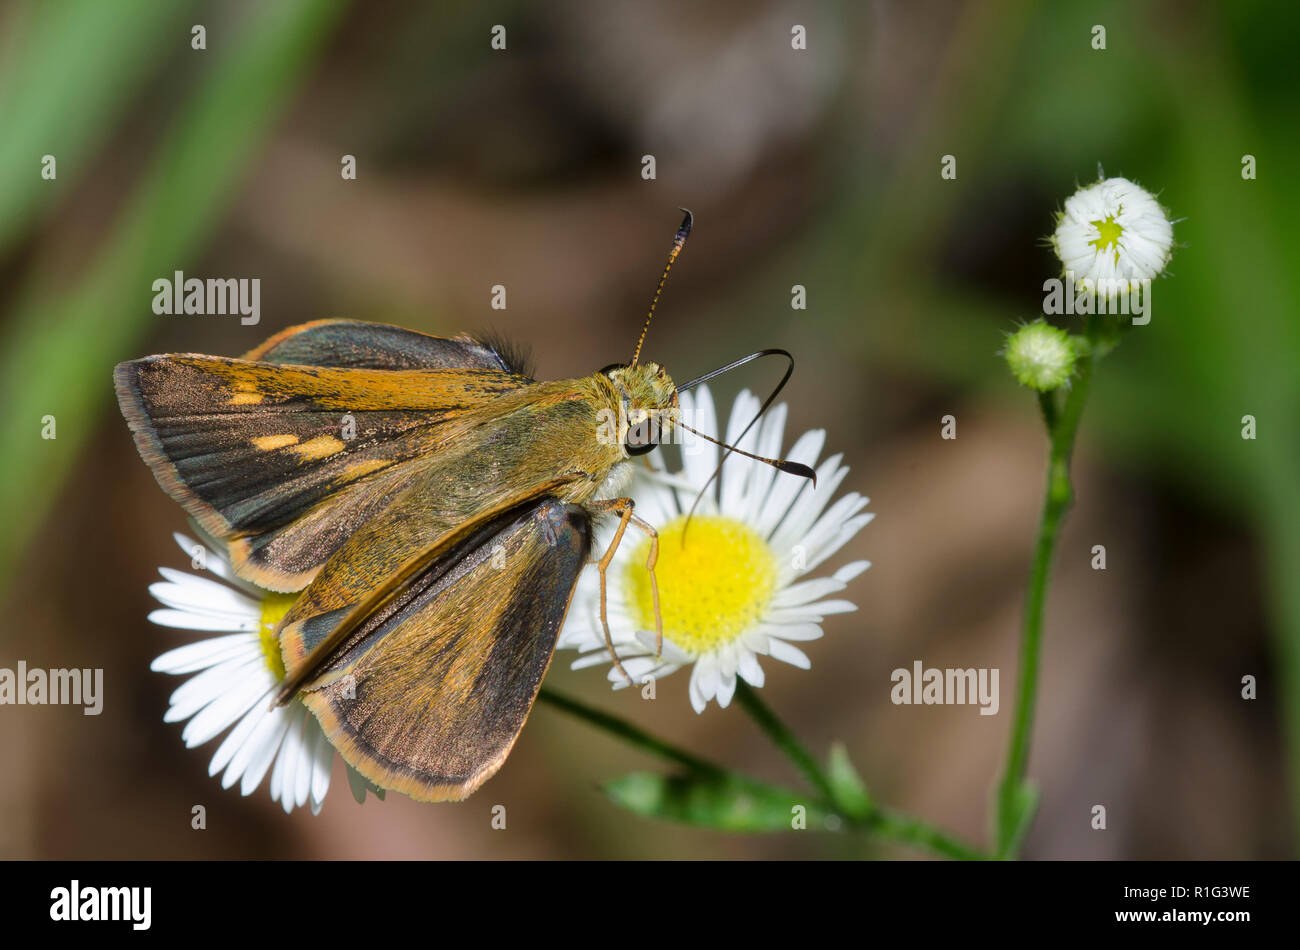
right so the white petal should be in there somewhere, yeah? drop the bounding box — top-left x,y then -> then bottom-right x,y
148,583 -> 253,622
609,669 -> 635,690
760,622 -> 825,642
269,705 -> 301,808
769,454 -> 849,555
766,600 -> 858,622
714,648 -> 738,708
150,634 -> 258,674
768,639 -> 811,669
571,649 -> 618,671
165,654 -> 263,722
688,666 -> 708,714
172,532 -> 237,585
717,643 -> 738,678
633,629 -> 693,664
834,560 -> 871,583
615,655 -> 661,681
294,714 -> 315,809
268,716 -> 292,805
309,721 -> 334,809
719,390 -> 762,515
801,516 -> 874,577
648,662 -> 683,681
771,576 -> 847,608
715,671 -> 737,708
741,627 -> 771,655
277,706 -> 309,813
156,567 -> 260,616
693,654 -> 719,704
631,470 -> 676,527
208,701 -> 270,777
741,402 -> 788,524
757,429 -> 825,538
233,706 -> 291,795
148,608 -> 259,633
795,493 -> 870,562
181,669 -> 273,748
678,388 -> 719,510
737,648 -> 766,688
724,389 -> 760,446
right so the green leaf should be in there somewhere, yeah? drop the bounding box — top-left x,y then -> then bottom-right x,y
603,771 -> 836,834
826,742 -> 873,820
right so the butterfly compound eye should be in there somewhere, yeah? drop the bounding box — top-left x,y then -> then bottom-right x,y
624,439 -> 657,457
624,412 -> 659,456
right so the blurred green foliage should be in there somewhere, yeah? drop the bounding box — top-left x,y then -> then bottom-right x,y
768,0 -> 1300,833
0,0 -> 346,584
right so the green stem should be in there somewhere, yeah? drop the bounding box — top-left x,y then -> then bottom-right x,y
865,807 -> 987,862
536,688 -> 718,775
993,329 -> 1098,858
734,682 -> 984,859
540,685 -> 986,860
733,680 -> 836,802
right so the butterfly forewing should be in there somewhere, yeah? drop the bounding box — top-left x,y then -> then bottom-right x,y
113,322 -> 535,590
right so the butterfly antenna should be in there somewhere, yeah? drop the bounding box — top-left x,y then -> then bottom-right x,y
631,208 -> 693,367
673,348 -> 816,542
674,421 -> 816,483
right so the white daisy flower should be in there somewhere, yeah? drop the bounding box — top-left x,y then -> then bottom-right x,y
147,532 -> 381,814
1052,176 -> 1174,294
559,385 -> 872,713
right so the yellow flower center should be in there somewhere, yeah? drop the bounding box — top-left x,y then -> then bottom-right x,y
1090,214 -> 1125,263
625,514 -> 778,656
258,592 -> 296,681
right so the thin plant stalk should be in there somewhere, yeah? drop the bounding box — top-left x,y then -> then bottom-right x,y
992,319 -> 1104,858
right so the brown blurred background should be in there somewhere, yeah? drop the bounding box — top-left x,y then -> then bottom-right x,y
0,0 -> 1296,859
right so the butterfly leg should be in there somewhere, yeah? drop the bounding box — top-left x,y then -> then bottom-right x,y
636,516 -> 663,660
588,498 -> 663,684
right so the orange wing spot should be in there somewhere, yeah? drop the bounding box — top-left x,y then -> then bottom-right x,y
342,458 -> 389,480
252,434 -> 300,451
230,391 -> 264,405
292,435 -> 346,460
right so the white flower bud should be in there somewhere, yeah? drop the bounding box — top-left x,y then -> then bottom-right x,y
1052,177 -> 1174,297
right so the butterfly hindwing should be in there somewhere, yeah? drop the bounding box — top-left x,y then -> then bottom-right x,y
244,319 -> 532,374
298,497 -> 591,802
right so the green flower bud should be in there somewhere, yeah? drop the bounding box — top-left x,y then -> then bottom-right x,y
1004,321 -> 1076,392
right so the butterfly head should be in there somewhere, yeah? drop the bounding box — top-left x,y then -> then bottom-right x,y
600,362 -> 679,457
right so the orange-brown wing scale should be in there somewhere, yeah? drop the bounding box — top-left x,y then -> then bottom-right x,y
113,322 -> 533,590
299,498 -> 591,801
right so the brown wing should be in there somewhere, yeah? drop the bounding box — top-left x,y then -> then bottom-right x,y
298,497 -> 591,801
241,319 -> 532,375
113,322 -> 533,590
